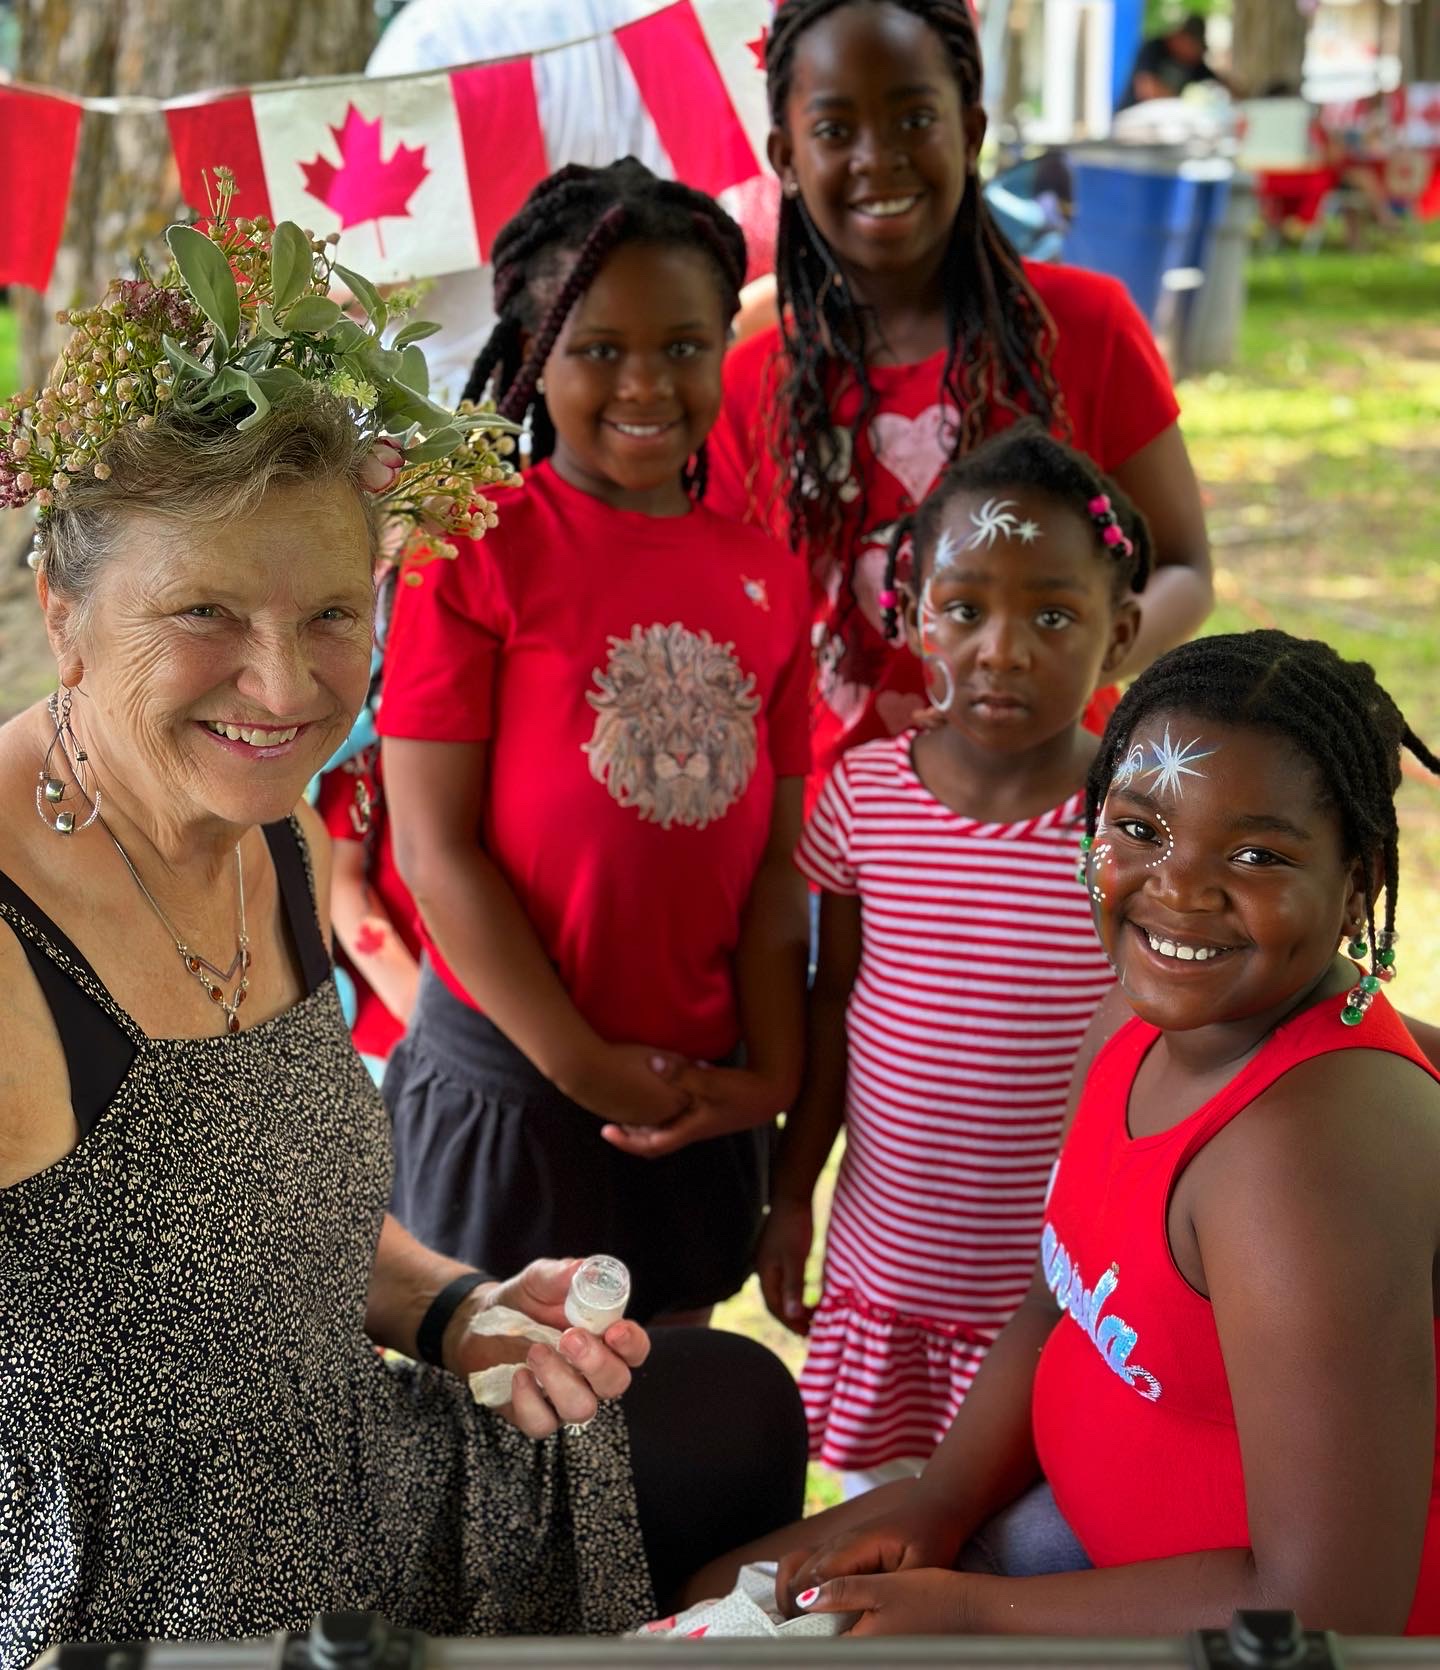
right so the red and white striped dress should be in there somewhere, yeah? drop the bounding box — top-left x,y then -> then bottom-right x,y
794,734 -> 1115,1472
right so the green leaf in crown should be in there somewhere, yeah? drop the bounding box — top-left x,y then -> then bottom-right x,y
0,166 -> 519,569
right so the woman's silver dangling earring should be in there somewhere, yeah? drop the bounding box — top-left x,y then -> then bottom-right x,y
519,400 -> 534,467
36,687 -> 101,836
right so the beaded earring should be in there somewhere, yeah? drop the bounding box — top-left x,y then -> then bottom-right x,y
1341,923 -> 1396,1027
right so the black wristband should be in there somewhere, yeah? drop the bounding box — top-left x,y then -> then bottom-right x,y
416,1271 -> 489,1368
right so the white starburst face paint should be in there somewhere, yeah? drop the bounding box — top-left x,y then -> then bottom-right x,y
1016,519 -> 1042,544
932,526 -> 963,573
1141,724 -> 1216,799
965,497 -> 1025,550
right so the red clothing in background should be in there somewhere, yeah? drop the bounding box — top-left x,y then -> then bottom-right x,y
1031,992 -> 1440,1632
314,751 -> 421,1060
707,262 -> 1179,787
378,461 -> 812,1063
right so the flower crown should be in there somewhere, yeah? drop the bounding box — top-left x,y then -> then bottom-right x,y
3,168 -> 517,573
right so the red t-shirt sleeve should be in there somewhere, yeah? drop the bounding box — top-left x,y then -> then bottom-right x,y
313,763 -> 365,844
1090,278 -> 1181,469
1037,265 -> 1181,472
377,536 -> 513,743
795,754 -> 859,895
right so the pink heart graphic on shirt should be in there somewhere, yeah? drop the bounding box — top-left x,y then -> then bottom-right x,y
870,405 -> 953,504
875,689 -> 926,734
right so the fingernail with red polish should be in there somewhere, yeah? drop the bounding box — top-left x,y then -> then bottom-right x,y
795,1587 -> 820,1609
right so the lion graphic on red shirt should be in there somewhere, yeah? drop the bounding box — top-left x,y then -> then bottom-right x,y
584,622 -> 760,831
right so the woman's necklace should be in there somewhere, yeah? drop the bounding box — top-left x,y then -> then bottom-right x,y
100,818 -> 251,1035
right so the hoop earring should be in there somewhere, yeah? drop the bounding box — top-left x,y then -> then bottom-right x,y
36,688 -> 101,836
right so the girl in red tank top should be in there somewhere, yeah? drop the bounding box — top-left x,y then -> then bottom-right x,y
746,630 -> 1440,1638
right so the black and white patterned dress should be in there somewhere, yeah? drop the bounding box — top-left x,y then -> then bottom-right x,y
0,820 -> 653,1670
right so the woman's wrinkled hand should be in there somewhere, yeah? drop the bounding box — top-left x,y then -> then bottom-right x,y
444,1257 -> 651,1439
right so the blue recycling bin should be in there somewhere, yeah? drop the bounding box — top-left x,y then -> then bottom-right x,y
1064,145 -> 1232,326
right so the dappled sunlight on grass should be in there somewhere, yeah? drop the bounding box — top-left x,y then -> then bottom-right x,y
1185,224 -> 1440,1014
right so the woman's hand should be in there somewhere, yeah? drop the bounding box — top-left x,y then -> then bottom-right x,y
756,1195 -> 815,1334
776,1484 -> 966,1616
445,1257 -> 651,1440
598,1064 -> 785,1158
795,1568 -> 976,1636
567,1043 -> 694,1127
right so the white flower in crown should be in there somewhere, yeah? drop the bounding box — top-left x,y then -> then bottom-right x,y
965,497 -> 1024,550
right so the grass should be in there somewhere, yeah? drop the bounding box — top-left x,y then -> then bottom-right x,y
716,223 -> 1440,1512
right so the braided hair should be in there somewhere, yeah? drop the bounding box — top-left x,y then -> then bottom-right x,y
766,0 -> 1071,642
880,422 -> 1151,641
462,157 -> 747,500
1086,632 -> 1440,962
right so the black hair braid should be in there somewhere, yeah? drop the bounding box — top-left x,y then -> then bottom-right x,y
500,204 -> 629,424
463,158 -> 747,496
765,0 -> 1071,666
879,421 -> 1150,641
1083,631 -> 1440,961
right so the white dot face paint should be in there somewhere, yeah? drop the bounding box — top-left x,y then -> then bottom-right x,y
1143,808 -> 1174,870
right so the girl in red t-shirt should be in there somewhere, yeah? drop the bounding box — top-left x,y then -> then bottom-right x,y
379,161 -> 812,1326
702,631 -> 1440,1637
706,0 -> 1213,790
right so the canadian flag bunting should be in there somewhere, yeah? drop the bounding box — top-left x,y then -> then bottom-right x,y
2,0 -> 769,293
167,63 -> 554,279
0,86 -> 84,289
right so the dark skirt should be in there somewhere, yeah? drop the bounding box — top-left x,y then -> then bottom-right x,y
383,969 -> 771,1324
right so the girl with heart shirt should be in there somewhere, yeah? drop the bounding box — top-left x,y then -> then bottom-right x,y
706,0 -> 1212,796
755,426 -> 1146,1496
378,161 -> 814,1330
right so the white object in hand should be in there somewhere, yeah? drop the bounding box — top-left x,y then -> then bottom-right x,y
564,1255 -> 631,1334
464,1303 -> 561,1409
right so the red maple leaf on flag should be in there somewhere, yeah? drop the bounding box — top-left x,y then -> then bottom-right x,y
299,103 -> 429,256
746,26 -> 768,69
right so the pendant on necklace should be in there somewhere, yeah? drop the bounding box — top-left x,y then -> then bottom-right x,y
177,935 -> 251,1034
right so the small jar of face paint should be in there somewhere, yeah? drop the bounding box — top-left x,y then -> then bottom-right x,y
564,1255 -> 631,1334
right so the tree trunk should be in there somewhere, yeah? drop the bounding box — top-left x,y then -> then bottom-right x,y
15,0 -> 376,392
1230,0 -> 1312,99
1403,0 -> 1440,82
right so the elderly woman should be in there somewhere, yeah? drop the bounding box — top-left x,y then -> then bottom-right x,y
0,219 -> 804,1668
